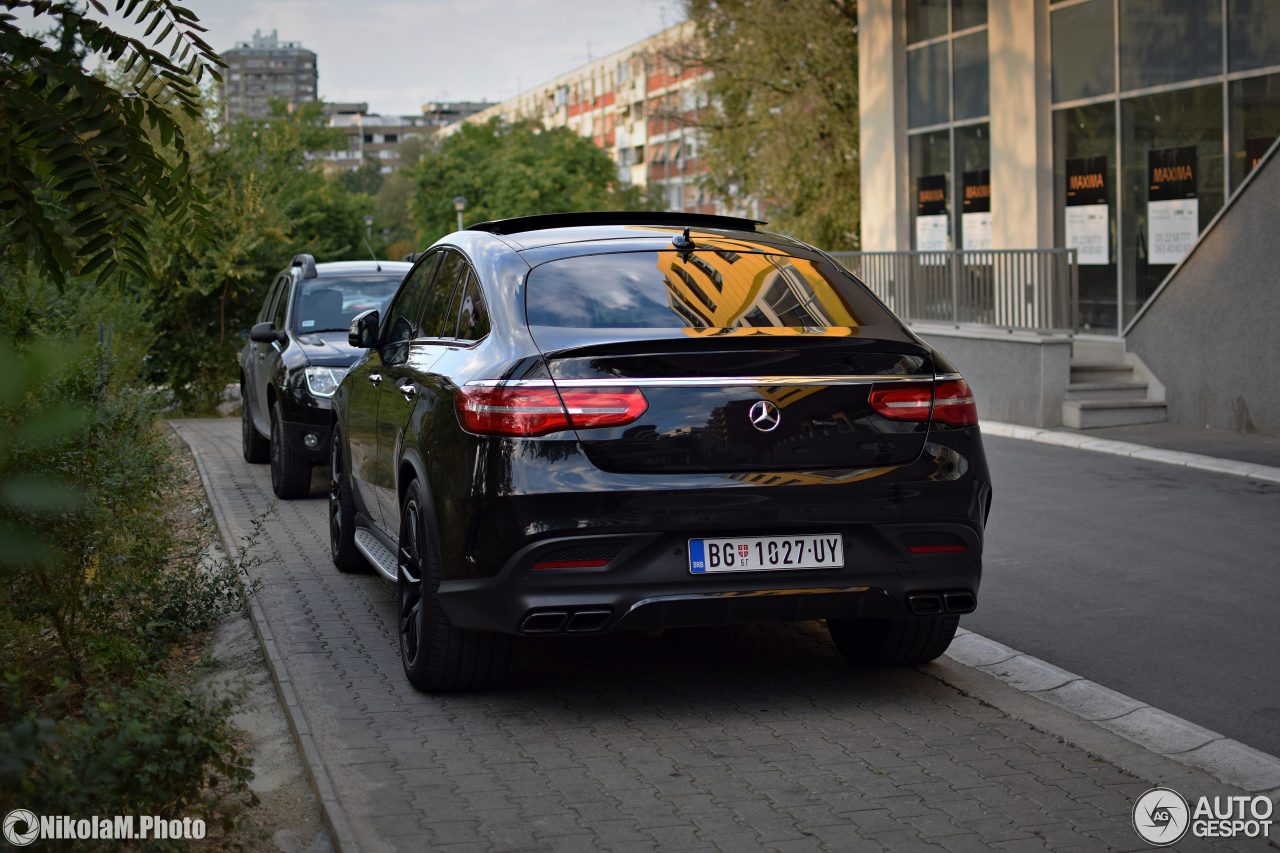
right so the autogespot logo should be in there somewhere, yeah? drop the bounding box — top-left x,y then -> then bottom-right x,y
1133,787 -> 1190,846
4,810 -> 39,847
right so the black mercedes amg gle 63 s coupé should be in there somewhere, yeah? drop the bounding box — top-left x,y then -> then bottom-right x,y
330,212 -> 993,692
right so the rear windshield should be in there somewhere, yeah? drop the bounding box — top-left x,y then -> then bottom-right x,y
292,276 -> 402,333
525,250 -> 894,330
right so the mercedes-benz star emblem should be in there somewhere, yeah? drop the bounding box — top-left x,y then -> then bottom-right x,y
748,400 -> 781,433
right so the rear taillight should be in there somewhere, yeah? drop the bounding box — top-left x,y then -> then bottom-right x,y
455,385 -> 647,437
932,378 -> 978,427
868,378 -> 978,428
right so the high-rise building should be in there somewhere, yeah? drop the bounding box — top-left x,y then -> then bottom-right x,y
220,29 -> 318,123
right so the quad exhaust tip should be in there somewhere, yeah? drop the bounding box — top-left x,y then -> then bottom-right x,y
519,608 -> 613,634
907,591 -> 976,616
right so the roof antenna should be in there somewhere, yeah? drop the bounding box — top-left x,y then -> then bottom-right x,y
362,233 -> 382,271
672,226 -> 695,255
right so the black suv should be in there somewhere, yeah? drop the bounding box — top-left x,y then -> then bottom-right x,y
240,255 -> 411,498
330,213 -> 993,692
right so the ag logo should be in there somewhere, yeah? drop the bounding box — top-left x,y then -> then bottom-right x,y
3,809 -> 39,846
1133,787 -> 1189,846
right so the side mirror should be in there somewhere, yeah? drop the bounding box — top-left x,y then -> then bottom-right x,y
250,321 -> 285,344
348,309 -> 379,349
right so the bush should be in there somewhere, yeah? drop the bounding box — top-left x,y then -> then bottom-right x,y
0,318 -> 261,835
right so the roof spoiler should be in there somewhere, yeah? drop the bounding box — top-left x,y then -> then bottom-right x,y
290,253 -> 317,278
465,211 -> 767,236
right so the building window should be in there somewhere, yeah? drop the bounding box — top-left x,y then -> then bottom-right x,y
1119,83 -> 1223,324
906,0 -> 990,253
1229,0 -> 1280,72
1118,0 -> 1222,90
1051,0 -> 1114,103
1053,103 -> 1117,331
907,0 -> 949,44
952,31 -> 989,119
1228,73 -> 1280,191
908,41 -> 950,128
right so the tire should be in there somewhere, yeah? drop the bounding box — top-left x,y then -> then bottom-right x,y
827,613 -> 959,667
329,429 -> 366,573
398,479 -> 511,692
269,403 -> 313,500
241,384 -> 269,463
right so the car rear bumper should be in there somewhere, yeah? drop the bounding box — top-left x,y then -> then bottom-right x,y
436,521 -> 981,636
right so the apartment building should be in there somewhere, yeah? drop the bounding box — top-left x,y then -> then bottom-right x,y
220,29 -> 317,123
451,22 -> 720,214
319,102 -> 492,175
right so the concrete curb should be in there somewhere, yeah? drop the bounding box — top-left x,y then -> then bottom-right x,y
946,628 -> 1280,794
177,429 -> 360,853
981,420 -> 1280,483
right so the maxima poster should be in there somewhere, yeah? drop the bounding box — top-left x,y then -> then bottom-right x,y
1147,145 -> 1198,266
915,174 -> 949,260
962,170 -> 991,252
1064,156 -> 1109,265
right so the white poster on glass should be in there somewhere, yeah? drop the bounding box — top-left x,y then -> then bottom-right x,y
916,214 -> 949,252
962,212 -> 991,251
1147,198 -> 1198,266
1065,204 -> 1109,265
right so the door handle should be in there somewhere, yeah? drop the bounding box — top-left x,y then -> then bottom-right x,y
398,382 -> 417,401
368,373 -> 382,386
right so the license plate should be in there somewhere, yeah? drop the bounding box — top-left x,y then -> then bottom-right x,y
688,534 -> 844,574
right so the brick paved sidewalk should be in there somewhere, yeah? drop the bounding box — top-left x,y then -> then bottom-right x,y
174,419 -> 1267,853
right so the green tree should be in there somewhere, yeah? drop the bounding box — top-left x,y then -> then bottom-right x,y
682,0 -> 860,249
142,102 -> 371,409
410,118 -> 655,244
0,0 -> 222,284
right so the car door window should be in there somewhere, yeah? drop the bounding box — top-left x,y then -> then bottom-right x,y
452,270 -> 491,342
271,276 -> 291,330
382,252 -> 441,363
259,276 -> 284,323
418,250 -> 467,339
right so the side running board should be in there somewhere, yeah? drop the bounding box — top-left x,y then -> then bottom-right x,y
353,527 -> 398,582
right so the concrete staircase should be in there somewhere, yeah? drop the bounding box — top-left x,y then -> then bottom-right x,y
1061,337 -> 1167,428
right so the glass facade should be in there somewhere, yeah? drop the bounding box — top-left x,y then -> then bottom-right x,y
906,0 -> 990,252
1047,0 -> 1280,331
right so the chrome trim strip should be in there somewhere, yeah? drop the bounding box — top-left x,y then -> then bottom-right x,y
935,373 -> 963,381
467,374 -> 935,389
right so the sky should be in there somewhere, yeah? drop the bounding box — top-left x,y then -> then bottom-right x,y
20,0 -> 685,116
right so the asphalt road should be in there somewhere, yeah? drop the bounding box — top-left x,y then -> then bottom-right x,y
970,435 -> 1280,758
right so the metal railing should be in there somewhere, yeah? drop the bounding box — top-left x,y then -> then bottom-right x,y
828,249 -> 1080,333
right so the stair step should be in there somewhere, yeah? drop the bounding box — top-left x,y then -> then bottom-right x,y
1062,399 -> 1167,429
1071,337 -> 1126,363
1064,380 -> 1149,401
1070,362 -> 1136,383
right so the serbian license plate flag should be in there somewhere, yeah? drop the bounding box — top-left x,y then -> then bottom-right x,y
688,534 -> 844,574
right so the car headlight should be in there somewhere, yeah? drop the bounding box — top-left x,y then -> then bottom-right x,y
304,366 -> 348,398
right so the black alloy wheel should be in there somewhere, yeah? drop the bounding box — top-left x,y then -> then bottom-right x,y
398,494 -> 425,673
269,404 -> 312,499
397,480 -> 512,692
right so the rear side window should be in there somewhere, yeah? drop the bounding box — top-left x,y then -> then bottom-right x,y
418,251 -> 467,337
525,251 -> 895,330
450,271 -> 490,342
